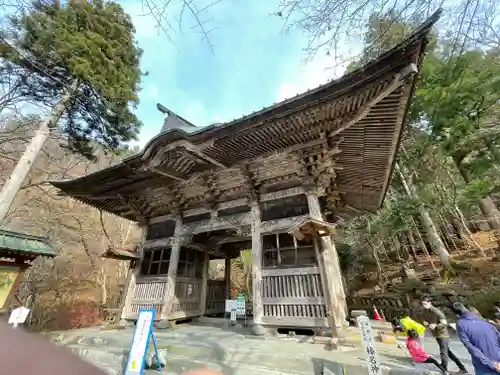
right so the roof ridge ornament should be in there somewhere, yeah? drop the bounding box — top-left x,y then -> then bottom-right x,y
157,103 -> 198,134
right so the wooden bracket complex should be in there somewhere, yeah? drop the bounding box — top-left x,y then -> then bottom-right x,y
240,164 -> 261,203
202,173 -> 221,210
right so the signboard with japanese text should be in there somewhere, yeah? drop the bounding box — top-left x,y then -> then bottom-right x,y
235,298 -> 245,316
357,316 -> 382,375
125,309 -> 155,375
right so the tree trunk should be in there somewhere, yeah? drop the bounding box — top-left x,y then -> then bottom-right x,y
455,205 -> 486,257
366,238 -> 384,284
411,216 -> 440,279
453,155 -> 500,230
0,83 -> 76,225
395,162 -> 452,270
406,229 -> 419,262
397,233 -> 411,261
438,213 -> 459,253
391,236 -> 403,260
450,217 -> 466,240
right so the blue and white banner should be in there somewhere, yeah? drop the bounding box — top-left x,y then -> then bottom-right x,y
125,309 -> 156,375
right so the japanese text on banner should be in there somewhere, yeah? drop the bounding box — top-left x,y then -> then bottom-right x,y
357,316 -> 382,375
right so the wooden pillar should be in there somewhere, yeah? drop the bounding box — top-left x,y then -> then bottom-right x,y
160,216 -> 182,321
199,251 -> 209,316
306,193 -> 347,325
250,199 -> 264,335
224,257 -> 231,300
120,225 -> 147,323
313,235 -> 339,343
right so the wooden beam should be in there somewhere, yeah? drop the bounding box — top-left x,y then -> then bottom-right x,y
150,167 -> 187,181
260,186 -> 305,202
181,144 -> 227,168
260,214 -> 309,233
262,297 -> 325,305
261,316 -> 329,328
57,193 -> 120,199
180,212 -> 252,235
327,64 -> 417,140
218,198 -> 248,210
262,266 -> 320,277
236,137 -> 327,166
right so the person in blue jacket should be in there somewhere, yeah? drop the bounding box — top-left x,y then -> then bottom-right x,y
453,302 -> 500,375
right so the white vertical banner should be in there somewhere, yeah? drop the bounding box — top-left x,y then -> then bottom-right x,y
125,309 -> 155,375
357,316 -> 382,375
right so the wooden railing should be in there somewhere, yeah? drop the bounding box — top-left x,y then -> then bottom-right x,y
127,278 -> 167,318
261,266 -> 328,327
347,293 -> 469,322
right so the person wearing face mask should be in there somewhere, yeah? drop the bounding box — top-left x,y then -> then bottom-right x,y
421,296 -> 468,374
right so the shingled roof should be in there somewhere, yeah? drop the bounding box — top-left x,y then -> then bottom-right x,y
49,10 -> 441,221
0,229 -> 57,259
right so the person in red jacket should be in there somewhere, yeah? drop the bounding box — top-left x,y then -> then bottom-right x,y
406,329 -> 446,374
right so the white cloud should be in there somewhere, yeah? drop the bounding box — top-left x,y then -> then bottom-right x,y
275,54 -> 349,102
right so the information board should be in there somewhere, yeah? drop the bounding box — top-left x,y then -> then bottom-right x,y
225,299 -> 236,313
125,309 -> 155,375
357,316 -> 382,375
235,299 -> 245,316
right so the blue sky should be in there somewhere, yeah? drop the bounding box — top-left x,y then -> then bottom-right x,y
122,0 -> 359,147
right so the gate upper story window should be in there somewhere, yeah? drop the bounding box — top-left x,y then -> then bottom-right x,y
262,233 -> 316,269
140,247 -> 203,277
141,247 -> 171,276
146,221 -> 175,240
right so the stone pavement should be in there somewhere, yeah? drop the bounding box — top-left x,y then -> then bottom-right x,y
45,318 -> 475,375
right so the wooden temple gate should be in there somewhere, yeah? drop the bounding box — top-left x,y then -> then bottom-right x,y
49,13 -> 440,334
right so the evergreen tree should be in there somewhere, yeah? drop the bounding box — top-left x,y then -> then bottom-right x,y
0,0 -> 143,224
1,0 -> 143,157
